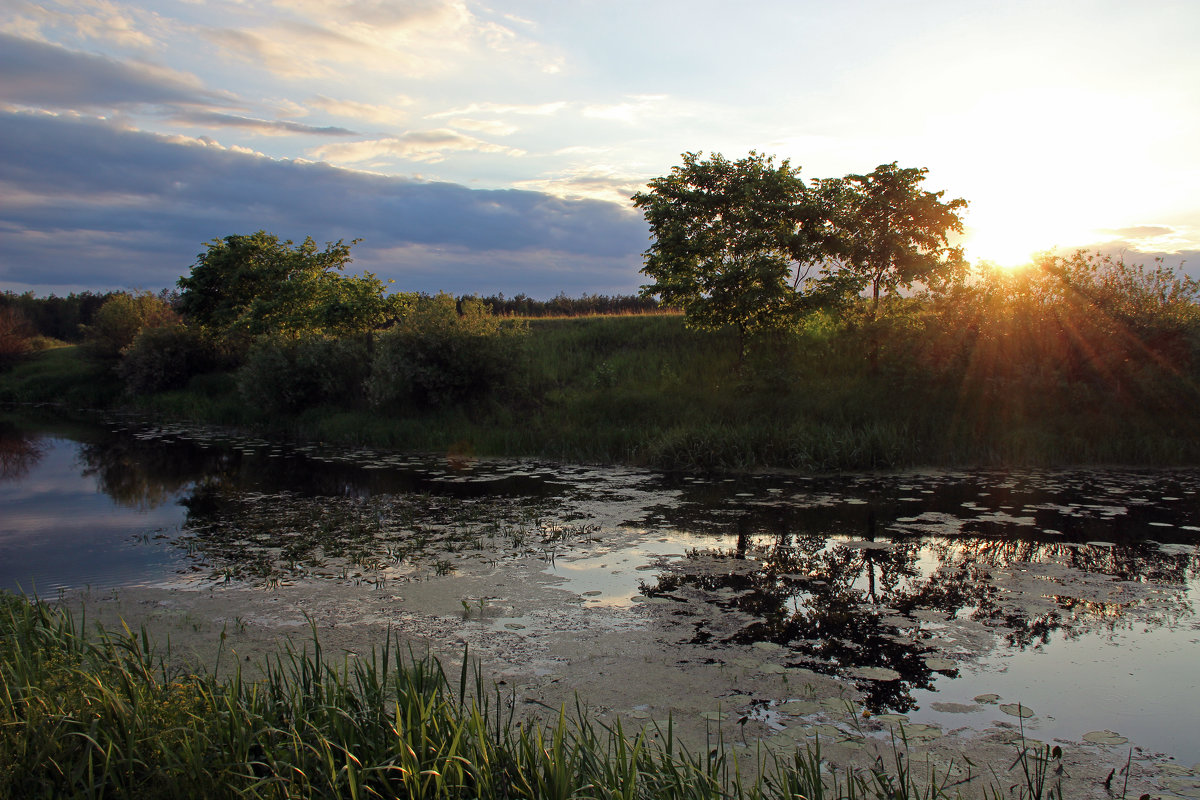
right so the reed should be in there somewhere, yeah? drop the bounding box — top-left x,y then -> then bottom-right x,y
2,593 -> 1156,800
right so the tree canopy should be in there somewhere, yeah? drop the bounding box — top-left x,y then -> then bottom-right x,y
632,152 -> 838,351
633,153 -> 967,349
177,231 -> 404,337
835,163 -> 968,306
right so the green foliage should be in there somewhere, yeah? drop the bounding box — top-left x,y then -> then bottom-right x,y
633,152 -> 837,353
236,334 -> 371,414
835,162 -> 968,304
177,231 -> 407,338
633,154 -> 965,363
0,290 -> 114,342
367,293 -> 527,410
117,324 -> 224,395
80,291 -> 178,361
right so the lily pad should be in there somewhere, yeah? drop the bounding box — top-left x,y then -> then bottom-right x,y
924,658 -> 958,671
930,702 -> 979,714
1082,730 -> 1128,745
1000,703 -> 1034,718
873,713 -> 909,724
902,723 -> 943,741
779,700 -> 822,715
973,693 -> 1001,704
847,666 -> 901,681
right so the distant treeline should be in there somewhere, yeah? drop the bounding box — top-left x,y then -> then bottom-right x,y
0,289 -> 663,343
0,290 -> 120,342
474,293 -> 668,317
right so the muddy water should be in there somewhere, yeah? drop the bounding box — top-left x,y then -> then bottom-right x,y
2,410 -> 1199,783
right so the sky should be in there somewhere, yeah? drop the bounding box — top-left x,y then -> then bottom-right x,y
2,0 -> 1199,298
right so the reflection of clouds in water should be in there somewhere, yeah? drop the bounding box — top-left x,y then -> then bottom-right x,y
0,438 -> 186,592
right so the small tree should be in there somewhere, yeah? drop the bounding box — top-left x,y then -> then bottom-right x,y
178,231 -> 403,338
633,152 -> 837,360
836,163 -> 968,308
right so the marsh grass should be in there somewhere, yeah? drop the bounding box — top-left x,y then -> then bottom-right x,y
2,593 -> 1155,800
7,312 -> 1200,470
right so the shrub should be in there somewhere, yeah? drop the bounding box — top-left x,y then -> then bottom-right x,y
80,291 -> 178,360
236,334 -> 370,413
366,293 -> 527,410
117,325 -> 223,395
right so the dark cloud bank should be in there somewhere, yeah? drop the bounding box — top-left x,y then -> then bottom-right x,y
0,32 -> 225,110
0,111 -> 649,297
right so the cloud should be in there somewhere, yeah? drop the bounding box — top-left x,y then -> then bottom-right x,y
306,95 -> 413,126
515,165 -> 649,205
166,111 -> 358,137
195,26 -> 362,80
270,0 -> 469,32
582,95 -> 670,124
1100,225 -> 1176,239
309,129 -> 524,164
2,0 -> 158,51
426,101 -> 568,118
194,0 -> 553,81
0,110 -> 647,296
0,32 -> 224,109
445,118 -> 519,136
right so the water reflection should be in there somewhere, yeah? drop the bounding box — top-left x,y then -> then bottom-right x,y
638,473 -> 1199,712
0,420 -> 46,480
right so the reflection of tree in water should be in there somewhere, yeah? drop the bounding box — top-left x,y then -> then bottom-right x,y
76,435 -> 228,509
178,481 -> 560,584
644,524 -> 1198,713
0,422 -> 46,480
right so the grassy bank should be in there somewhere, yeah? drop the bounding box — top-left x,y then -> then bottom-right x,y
1,592 -> 1086,799
4,313 -> 1200,471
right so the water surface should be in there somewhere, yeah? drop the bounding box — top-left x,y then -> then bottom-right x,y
1,410 -> 1197,763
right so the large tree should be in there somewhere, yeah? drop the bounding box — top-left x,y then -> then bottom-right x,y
632,152 -> 837,358
178,231 -> 402,337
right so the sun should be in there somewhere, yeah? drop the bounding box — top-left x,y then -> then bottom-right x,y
963,230 -> 1042,269
960,203 -> 1101,270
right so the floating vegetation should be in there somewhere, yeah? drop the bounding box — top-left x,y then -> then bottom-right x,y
177,486 -> 558,585
1000,703 -> 1036,718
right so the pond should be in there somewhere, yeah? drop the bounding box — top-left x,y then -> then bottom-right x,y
2,408 -> 1199,786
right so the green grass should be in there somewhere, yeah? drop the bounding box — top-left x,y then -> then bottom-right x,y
2,593 -> 1089,800
6,314 -> 1200,471
0,345 -> 121,407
